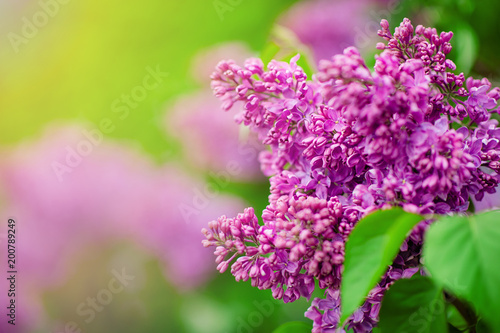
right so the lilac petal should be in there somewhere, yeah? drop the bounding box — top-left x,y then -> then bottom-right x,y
469,139 -> 482,155
324,120 -> 336,132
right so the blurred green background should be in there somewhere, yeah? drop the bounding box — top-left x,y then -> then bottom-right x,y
0,0 -> 298,157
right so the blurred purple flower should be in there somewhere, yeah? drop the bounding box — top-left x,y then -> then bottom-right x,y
279,0 -> 389,62
189,42 -> 253,85
167,91 -> 263,181
0,124 -> 246,330
167,43 -> 265,181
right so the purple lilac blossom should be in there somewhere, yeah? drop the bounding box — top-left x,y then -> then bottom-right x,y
203,18 -> 500,332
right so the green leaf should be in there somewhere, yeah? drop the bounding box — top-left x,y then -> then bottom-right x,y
423,210 -> 500,331
446,300 -> 469,331
340,208 -> 423,324
260,41 -> 282,66
259,24 -> 316,78
451,22 -> 479,76
272,321 -> 311,333
477,318 -> 494,333
447,324 -> 462,333
378,275 -> 448,333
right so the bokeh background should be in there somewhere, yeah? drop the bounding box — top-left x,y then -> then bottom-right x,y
0,0 -> 498,332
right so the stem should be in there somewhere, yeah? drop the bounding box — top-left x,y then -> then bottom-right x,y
444,291 -> 478,332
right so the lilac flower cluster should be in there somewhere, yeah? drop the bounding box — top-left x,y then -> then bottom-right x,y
203,18 -> 500,332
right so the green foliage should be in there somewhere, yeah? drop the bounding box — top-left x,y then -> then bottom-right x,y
336,208 -> 500,332
447,323 -> 462,333
378,275 -> 447,333
451,22 -> 479,76
446,301 -> 469,331
340,208 -> 423,324
272,321 -> 311,333
260,25 -> 316,78
423,211 -> 500,331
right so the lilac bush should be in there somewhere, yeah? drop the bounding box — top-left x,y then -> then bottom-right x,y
202,18 -> 500,332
